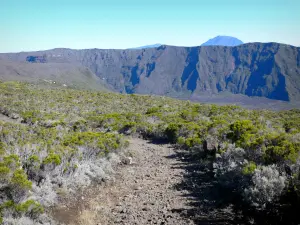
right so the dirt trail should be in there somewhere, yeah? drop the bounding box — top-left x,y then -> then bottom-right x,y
52,138 -> 196,225
0,113 -> 21,124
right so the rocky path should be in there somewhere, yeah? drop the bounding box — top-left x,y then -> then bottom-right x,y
52,138 -> 196,225
0,113 -> 21,124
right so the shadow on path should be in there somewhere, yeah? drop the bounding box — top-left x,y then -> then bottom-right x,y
166,147 -> 300,225
166,149 -> 245,225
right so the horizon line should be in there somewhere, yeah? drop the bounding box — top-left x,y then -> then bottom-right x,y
0,41 -> 298,54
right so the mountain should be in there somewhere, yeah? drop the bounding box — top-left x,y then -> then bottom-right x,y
201,36 -> 244,46
0,43 -> 299,102
0,59 -> 110,91
129,44 -> 162,49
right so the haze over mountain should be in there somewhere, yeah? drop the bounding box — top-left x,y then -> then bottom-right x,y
129,44 -> 162,49
201,36 -> 244,46
1,42 -> 300,105
130,35 -> 243,49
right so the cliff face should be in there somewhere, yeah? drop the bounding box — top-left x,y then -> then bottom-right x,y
0,43 -> 299,101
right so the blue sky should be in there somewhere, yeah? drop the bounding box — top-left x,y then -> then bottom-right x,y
0,0 -> 299,52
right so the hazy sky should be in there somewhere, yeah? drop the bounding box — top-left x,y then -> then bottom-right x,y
1,0 -> 299,52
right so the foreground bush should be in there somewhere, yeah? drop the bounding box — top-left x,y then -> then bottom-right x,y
244,165 -> 287,209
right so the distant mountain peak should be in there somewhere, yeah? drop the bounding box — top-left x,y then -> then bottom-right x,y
128,44 -> 162,49
201,36 -> 243,46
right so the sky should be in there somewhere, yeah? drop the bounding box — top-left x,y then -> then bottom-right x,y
0,0 -> 299,52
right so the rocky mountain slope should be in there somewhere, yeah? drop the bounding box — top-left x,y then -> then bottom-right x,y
201,35 -> 244,46
0,42 -> 299,101
0,60 -> 109,91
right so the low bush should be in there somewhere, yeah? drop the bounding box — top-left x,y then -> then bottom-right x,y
244,165 -> 287,209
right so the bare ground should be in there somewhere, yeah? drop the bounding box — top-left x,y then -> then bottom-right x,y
50,137 -> 241,225
0,113 -> 21,124
50,138 -> 197,225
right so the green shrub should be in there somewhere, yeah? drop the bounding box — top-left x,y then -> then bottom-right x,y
264,136 -> 299,163
227,120 -> 258,147
72,119 -> 87,131
21,110 -> 41,124
15,199 -> 44,217
0,166 -> 10,181
63,131 -> 123,156
43,152 -> 61,165
28,155 -> 40,163
165,123 -> 180,143
0,199 -> 43,220
11,169 -> 32,189
184,137 -> 202,148
177,136 -> 186,146
242,161 -> 257,175
0,142 -> 5,155
3,154 -> 20,167
180,110 -> 198,121
0,166 -> 10,174
146,107 -> 160,115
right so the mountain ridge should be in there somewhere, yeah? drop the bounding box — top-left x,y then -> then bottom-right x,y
0,42 -> 299,102
2,41 -> 299,54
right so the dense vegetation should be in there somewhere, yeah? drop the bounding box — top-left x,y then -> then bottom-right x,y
0,81 -> 300,224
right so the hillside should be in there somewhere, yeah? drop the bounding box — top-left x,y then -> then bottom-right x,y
0,43 -> 299,102
0,60 -> 110,91
0,81 -> 300,224
201,35 -> 244,46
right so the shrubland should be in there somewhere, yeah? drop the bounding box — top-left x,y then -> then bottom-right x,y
0,81 -> 299,224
